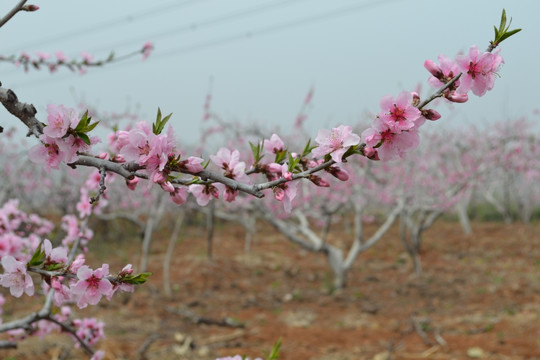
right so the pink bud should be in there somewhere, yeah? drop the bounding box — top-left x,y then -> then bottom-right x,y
363,146 -> 377,160
152,172 -> 166,184
327,165 -> 349,181
98,152 -> 108,159
283,171 -> 293,181
422,109 -> 442,121
446,91 -> 468,103
125,177 -> 138,191
113,154 -> 125,163
309,175 -> 330,187
22,4 -> 39,11
273,188 -> 285,201
160,181 -> 175,193
411,92 -> 420,107
424,59 -> 441,78
170,187 -> 187,205
267,163 -> 282,173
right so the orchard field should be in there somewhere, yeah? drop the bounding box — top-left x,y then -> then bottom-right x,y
3,216 -> 539,360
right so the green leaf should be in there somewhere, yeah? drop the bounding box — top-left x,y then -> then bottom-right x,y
264,338 -> 282,360
45,263 -> 65,272
86,120 -> 100,132
123,272 -> 152,285
302,138 -> 316,156
77,132 -> 91,145
499,8 -> 507,32
499,28 -> 522,42
74,111 -> 89,132
152,107 -> 172,135
106,51 -> 115,62
27,245 -> 45,267
274,150 -> 286,164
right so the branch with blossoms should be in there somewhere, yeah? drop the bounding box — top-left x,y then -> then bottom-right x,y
0,24 -> 512,214
0,190 -> 149,356
0,42 -> 154,75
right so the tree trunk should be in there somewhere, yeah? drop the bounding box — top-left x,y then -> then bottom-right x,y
163,211 -> 185,297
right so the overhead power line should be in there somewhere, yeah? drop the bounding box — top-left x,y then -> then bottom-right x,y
89,0 -> 308,54
9,0 -> 403,89
158,0 -> 403,58
2,0 -> 208,54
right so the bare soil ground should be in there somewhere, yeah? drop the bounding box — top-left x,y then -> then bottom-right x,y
3,220 -> 540,360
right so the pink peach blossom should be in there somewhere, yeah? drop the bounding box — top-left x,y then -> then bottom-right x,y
0,255 -> 34,297
71,265 -> 113,308
311,125 -> 360,163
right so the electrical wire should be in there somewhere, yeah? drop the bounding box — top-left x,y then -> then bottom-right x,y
1,0 -> 209,54
88,0 -> 309,54
9,0 -> 404,89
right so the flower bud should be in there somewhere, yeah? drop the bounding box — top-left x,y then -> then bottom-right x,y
160,181 -> 175,193
125,177 -> 138,191
22,4 -> 39,11
411,92 -> 421,107
424,59 -> 442,78
362,146 -> 379,160
170,187 -> 187,205
421,109 -> 442,121
446,91 -> 468,103
309,175 -> 330,187
267,163 -> 282,173
112,154 -> 125,163
327,165 -> 349,181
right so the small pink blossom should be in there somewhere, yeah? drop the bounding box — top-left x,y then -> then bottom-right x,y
142,42 -> 154,61
188,183 -> 225,206
73,317 -> 105,347
81,52 -> 93,64
425,55 -> 461,88
211,148 -> 248,182
361,118 -> 420,161
379,92 -> 421,132
35,51 -> 50,61
76,188 -> 92,219
179,156 -> 204,173
0,255 -> 34,297
170,187 -> 188,205
311,125 -> 360,163
264,134 -> 285,154
273,163 -> 298,213
49,278 -> 71,306
43,104 -> 74,138
71,264 -> 113,308
43,239 -> 68,265
456,45 -> 504,96
55,51 -> 68,62
28,135 -> 65,172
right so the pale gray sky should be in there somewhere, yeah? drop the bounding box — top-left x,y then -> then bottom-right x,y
0,0 -> 537,145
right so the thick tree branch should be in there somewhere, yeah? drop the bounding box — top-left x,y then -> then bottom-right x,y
0,84 -> 42,137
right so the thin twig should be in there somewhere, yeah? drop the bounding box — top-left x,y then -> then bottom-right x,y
137,333 -> 159,360
90,166 -> 107,204
417,73 -> 462,110
0,0 -> 27,28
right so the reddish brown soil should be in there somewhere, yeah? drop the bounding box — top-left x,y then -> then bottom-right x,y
3,221 -> 540,360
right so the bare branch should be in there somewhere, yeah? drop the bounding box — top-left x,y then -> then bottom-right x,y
0,0 -> 28,28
